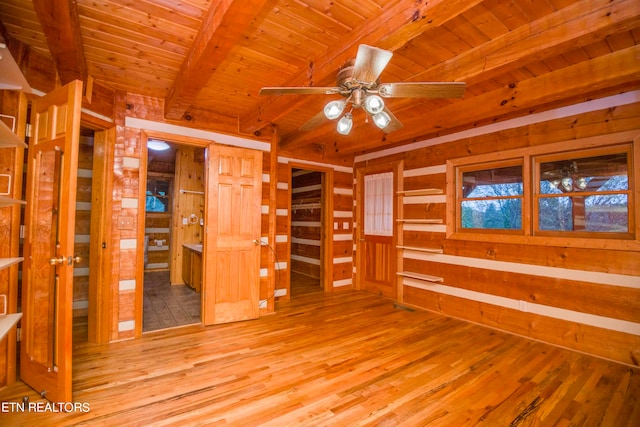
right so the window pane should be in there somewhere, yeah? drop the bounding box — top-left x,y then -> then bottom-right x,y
538,197 -> 573,231
460,164 -> 523,230
364,172 -> 393,236
585,194 -> 628,232
462,165 -> 523,198
539,152 -> 628,194
538,195 -> 628,232
461,199 -> 522,229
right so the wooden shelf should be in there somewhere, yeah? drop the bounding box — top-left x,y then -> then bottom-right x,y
397,188 -> 443,196
0,313 -> 22,341
0,195 -> 26,208
0,119 -> 26,148
396,246 -> 443,254
0,258 -> 24,271
397,271 -> 444,283
396,218 -> 443,224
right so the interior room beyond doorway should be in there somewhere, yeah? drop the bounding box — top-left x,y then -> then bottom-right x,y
143,140 -> 204,332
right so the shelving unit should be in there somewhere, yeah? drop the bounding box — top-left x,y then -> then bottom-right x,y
396,188 -> 446,291
0,112 -> 26,343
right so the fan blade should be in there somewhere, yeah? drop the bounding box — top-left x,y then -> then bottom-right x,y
299,110 -> 328,131
378,82 -> 466,98
260,87 -> 341,95
381,107 -> 403,133
351,45 -> 393,83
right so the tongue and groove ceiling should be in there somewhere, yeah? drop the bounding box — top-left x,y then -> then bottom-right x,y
0,0 -> 639,162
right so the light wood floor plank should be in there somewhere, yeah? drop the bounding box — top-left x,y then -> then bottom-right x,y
0,274 -> 638,425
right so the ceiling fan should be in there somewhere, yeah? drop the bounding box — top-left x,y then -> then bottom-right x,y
259,44 -> 466,135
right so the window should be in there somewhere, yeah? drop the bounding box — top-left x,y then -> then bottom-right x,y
146,176 -> 172,213
447,132 -> 638,249
460,163 -> 523,231
364,172 -> 393,236
534,147 -> 631,237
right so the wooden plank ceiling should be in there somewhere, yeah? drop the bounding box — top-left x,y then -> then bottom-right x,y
1,0 -> 639,162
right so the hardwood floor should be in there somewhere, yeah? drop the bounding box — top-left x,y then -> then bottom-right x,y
1,272 -> 638,425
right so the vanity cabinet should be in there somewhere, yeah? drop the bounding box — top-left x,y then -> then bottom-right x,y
182,244 -> 202,293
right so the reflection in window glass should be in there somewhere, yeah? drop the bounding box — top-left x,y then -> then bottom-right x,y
461,164 -> 523,230
537,151 -> 629,233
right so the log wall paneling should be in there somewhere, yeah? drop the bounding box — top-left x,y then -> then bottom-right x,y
362,99 -> 640,367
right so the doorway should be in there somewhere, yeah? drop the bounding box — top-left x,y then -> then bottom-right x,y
289,167 -> 328,296
142,140 -> 204,332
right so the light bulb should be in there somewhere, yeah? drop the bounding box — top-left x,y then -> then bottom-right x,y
336,113 -> 353,135
561,176 -> 572,191
575,177 -> 587,190
364,95 -> 385,114
323,100 -> 345,120
373,111 -> 391,129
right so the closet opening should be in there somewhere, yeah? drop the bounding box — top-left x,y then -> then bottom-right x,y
290,167 -> 327,297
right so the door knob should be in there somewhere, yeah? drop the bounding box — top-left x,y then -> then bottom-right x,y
72,255 -> 82,264
50,256 -> 66,265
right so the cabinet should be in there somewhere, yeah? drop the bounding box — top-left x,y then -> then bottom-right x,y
182,244 -> 202,293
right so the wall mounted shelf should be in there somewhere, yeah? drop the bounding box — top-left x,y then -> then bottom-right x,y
397,271 -> 444,283
0,195 -> 26,208
396,218 -> 443,224
396,245 -> 443,254
397,188 -> 443,196
0,119 -> 26,148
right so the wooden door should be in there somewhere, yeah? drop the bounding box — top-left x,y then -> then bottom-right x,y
203,144 -> 262,325
21,80 -> 83,402
357,166 -> 398,299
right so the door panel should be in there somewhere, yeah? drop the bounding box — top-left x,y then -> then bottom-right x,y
203,145 -> 262,325
357,166 -> 399,299
21,80 -> 83,402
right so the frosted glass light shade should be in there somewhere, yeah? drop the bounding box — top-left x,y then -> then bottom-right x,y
324,100 -> 345,120
336,114 -> 353,135
148,139 -> 170,151
364,95 -> 385,114
372,111 -> 391,129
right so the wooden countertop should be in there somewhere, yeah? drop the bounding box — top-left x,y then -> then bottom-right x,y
183,243 -> 203,254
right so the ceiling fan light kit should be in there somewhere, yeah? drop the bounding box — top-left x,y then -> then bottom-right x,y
259,44 -> 466,136
337,113 -> 353,135
324,99 -> 346,120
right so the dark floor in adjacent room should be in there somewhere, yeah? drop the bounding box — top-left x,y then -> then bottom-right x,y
143,271 -> 201,332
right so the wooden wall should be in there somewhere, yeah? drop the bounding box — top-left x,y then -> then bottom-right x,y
291,170 -> 322,278
169,147 -> 204,284
355,96 -> 640,367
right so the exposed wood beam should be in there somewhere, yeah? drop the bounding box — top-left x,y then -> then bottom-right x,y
238,0 -> 483,135
336,45 -> 640,156
164,0 -> 273,120
32,0 -> 88,85
280,0 -> 640,152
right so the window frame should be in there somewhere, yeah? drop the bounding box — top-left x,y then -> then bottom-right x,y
446,131 -> 640,251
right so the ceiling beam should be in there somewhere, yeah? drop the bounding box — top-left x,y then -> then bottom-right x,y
335,45 -> 640,156
279,0 -> 640,151
238,0 -> 483,135
164,0 -> 272,120
32,0 -> 88,85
